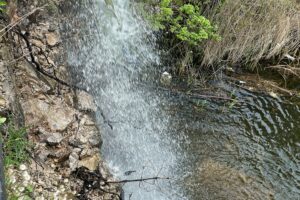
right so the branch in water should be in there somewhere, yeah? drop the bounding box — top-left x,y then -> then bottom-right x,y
107,176 -> 170,184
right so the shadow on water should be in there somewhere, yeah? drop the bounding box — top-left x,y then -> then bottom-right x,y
61,0 -> 300,199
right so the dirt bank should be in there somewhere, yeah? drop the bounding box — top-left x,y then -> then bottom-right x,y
0,0 -> 120,199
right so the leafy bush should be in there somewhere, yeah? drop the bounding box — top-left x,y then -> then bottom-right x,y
0,1 -> 6,12
153,0 -> 220,45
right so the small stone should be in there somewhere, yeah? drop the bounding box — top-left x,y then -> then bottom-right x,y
18,187 -> 25,192
36,149 -> 50,162
79,154 -> 100,171
69,152 -> 79,171
31,39 -> 45,51
10,176 -> 17,184
88,135 -> 101,147
59,185 -> 65,191
19,164 -> 27,171
22,171 -> 31,181
77,91 -> 97,112
46,32 -> 59,46
269,91 -> 278,98
0,97 -> 6,107
160,71 -> 172,86
47,132 -> 64,145
79,135 -> 88,144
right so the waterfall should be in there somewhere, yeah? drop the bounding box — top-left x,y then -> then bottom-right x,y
62,0 -> 185,199
62,1 -> 300,199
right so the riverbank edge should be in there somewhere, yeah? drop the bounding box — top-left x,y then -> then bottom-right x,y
0,1 -> 121,199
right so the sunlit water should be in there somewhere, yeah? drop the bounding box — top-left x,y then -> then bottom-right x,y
61,1 -> 300,199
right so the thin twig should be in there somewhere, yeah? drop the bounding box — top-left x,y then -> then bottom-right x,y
0,6 -> 46,38
107,177 -> 170,184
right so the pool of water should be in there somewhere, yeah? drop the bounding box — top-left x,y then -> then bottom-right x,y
164,82 -> 300,199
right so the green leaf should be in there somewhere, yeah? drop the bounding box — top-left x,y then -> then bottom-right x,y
0,117 -> 6,124
0,1 -> 6,6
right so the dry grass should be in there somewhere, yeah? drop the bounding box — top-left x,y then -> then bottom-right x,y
202,0 -> 300,69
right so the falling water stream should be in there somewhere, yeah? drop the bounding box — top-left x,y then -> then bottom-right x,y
62,1 -> 300,199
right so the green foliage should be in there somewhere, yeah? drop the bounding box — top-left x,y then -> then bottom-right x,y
6,178 -> 33,200
0,116 -> 6,125
3,123 -> 29,167
0,1 -> 6,13
153,0 -> 220,45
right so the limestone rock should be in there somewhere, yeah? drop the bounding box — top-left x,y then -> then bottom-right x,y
88,135 -> 101,147
19,164 -> 27,171
47,105 -> 75,131
77,91 -> 97,112
22,99 -> 75,131
69,152 -> 79,171
79,154 -> 100,171
46,32 -> 59,46
46,132 -> 63,145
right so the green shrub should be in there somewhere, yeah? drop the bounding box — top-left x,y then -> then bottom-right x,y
0,1 -> 6,12
153,0 -> 220,45
2,121 -> 29,167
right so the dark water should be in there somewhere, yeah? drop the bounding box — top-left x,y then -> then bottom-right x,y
164,82 -> 300,200
61,1 -> 300,199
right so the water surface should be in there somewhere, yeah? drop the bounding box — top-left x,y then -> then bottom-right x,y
62,1 -> 300,199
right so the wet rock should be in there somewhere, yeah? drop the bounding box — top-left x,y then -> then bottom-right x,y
188,159 -> 274,200
160,71 -> 172,86
46,32 -> 60,46
77,91 -> 97,112
46,132 -> 63,145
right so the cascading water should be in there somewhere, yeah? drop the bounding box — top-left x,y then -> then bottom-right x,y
62,0 -> 300,199
62,0 -> 186,199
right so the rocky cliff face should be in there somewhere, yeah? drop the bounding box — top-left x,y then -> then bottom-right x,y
0,0 -> 120,199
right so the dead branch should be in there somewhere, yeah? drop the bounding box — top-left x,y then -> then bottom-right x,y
266,65 -> 300,78
106,177 -> 170,184
0,6 -> 46,38
15,29 -> 83,90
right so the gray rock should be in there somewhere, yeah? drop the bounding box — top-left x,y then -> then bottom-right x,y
22,99 -> 75,131
77,91 -> 97,112
78,154 -> 100,171
46,32 -> 59,46
88,135 -> 101,147
69,152 -> 79,171
46,132 -> 63,145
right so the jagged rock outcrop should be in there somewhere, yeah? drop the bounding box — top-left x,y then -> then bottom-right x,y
0,0 -> 121,199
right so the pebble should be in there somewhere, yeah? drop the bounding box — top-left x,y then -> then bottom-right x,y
22,171 -> 31,181
19,164 -> 27,171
